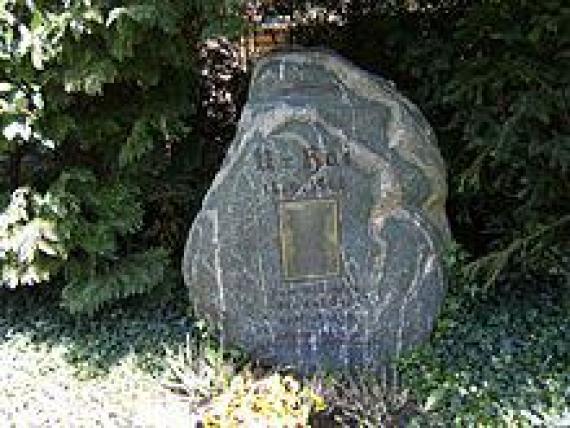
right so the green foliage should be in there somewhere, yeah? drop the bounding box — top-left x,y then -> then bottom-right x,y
0,186 -> 71,287
426,1 -> 570,288
397,285 -> 570,425
0,0 -> 236,312
61,247 -> 168,315
295,0 -> 570,290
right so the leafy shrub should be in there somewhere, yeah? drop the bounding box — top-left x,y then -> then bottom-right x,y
162,332 -> 237,408
199,370 -> 325,427
162,334 -> 326,427
0,1 -> 239,312
0,187 -> 70,287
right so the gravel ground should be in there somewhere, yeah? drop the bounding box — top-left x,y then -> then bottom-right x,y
0,286 -> 205,427
0,333 -> 193,427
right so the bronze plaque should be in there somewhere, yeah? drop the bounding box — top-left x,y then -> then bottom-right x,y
279,198 -> 340,281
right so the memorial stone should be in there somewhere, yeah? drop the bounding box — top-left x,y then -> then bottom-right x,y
183,49 -> 450,372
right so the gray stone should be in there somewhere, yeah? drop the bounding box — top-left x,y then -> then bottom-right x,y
183,49 -> 450,372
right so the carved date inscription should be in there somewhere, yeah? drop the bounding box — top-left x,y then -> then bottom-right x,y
255,146 -> 350,198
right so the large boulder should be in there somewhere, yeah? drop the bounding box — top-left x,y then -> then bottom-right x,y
183,49 -> 450,372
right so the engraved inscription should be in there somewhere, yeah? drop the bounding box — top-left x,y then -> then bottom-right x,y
279,199 -> 340,281
255,146 -> 350,198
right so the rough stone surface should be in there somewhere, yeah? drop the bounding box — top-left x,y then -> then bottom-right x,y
183,49 -> 450,372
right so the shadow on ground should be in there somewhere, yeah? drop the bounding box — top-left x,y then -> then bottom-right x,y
0,280 -> 199,378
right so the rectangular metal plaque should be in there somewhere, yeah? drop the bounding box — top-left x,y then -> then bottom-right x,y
279,198 -> 340,281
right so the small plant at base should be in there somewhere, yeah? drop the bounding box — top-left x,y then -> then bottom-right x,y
199,369 -> 326,427
161,333 -> 326,427
312,370 -> 425,427
161,333 -> 235,408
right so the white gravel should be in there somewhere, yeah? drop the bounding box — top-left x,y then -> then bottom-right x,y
0,332 -> 194,427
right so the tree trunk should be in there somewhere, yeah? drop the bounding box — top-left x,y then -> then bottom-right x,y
9,144 -> 22,192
